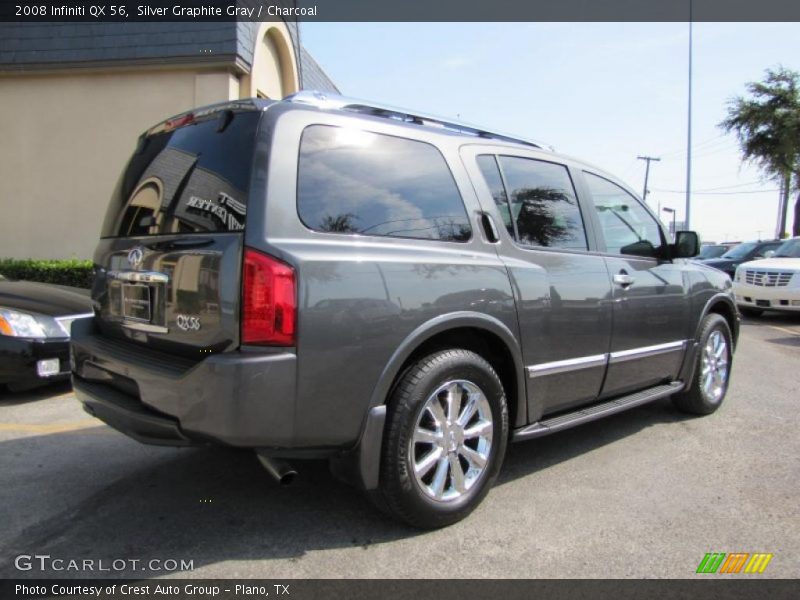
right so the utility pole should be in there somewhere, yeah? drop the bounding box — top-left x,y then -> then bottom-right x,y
637,155 -> 661,207
776,174 -> 790,239
685,3 -> 694,230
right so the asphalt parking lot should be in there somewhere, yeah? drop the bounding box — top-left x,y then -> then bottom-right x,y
1,314 -> 798,579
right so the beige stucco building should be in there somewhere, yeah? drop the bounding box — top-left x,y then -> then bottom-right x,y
0,22 -> 337,259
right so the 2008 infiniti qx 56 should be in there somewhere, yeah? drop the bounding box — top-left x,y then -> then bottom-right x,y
71,92 -> 738,528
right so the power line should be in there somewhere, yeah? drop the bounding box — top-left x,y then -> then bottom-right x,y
658,133 -> 729,158
683,180 -> 765,191
652,180 -> 766,193
652,188 -> 780,195
660,139 -> 739,161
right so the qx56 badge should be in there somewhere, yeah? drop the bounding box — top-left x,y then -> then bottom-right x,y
176,314 -> 201,331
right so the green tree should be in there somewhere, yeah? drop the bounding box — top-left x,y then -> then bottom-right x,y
720,67 -> 800,237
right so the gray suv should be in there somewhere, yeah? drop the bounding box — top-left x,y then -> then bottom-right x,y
71,92 -> 739,528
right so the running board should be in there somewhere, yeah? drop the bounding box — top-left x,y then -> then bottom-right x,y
512,381 -> 685,442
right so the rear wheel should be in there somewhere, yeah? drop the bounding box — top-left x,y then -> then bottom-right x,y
375,349 -> 508,529
673,313 -> 733,415
738,306 -> 763,318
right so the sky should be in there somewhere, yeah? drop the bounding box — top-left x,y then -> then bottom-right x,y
301,22 -> 800,243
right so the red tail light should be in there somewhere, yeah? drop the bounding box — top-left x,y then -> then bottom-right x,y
242,248 -> 296,346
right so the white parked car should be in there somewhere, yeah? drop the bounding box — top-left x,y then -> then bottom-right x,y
733,237 -> 800,317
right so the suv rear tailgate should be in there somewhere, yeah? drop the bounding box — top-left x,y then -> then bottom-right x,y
92,107 -> 262,357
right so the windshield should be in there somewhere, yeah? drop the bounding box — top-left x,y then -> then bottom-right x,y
698,245 -> 726,259
721,242 -> 757,260
774,239 -> 800,258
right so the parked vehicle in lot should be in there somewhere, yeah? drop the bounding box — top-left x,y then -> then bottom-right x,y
696,243 -> 734,260
733,237 -> 800,316
0,274 -> 93,391
71,92 -> 739,528
700,240 -> 783,278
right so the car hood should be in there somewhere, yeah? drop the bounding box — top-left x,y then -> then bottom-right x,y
737,257 -> 800,271
702,258 -> 738,269
0,280 -> 93,317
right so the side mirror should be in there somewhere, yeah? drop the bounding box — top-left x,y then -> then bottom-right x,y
764,250 -> 776,259
673,231 -> 700,258
620,239 -> 658,258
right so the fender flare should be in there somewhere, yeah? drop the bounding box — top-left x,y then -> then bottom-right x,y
367,311 -> 526,416
679,292 -> 739,384
331,311 -> 526,491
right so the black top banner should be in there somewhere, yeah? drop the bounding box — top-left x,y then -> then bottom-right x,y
1,0 -> 800,22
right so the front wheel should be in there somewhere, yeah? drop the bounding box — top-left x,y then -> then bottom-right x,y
375,349 -> 508,529
673,313 -> 733,415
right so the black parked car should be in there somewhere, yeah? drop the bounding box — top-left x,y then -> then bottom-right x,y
696,244 -> 732,260
0,274 -> 93,391
700,240 -> 783,278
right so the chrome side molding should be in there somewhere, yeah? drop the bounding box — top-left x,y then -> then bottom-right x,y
608,341 -> 686,364
527,354 -> 607,378
527,341 -> 687,378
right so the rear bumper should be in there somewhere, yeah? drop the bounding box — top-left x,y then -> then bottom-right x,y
75,377 -> 192,446
70,318 -> 298,448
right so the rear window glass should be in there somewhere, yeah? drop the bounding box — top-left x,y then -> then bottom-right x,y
101,111 -> 260,237
297,125 -> 471,242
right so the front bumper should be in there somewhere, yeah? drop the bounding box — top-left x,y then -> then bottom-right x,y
0,336 -> 71,385
733,282 -> 800,312
70,318 -> 298,448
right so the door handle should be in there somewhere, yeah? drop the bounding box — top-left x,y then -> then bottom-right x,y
613,273 -> 635,287
480,212 -> 500,243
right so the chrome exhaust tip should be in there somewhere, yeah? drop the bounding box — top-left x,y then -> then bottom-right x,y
256,453 -> 297,486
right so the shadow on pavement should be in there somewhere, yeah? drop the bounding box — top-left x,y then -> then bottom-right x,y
0,380 -> 73,406
764,335 -> 800,348
0,395 -> 694,578
498,397 -> 693,485
741,313 -> 800,327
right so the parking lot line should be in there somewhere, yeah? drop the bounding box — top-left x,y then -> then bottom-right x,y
0,419 -> 102,435
767,325 -> 800,337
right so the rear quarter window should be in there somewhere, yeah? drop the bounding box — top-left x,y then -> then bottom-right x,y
297,125 -> 471,242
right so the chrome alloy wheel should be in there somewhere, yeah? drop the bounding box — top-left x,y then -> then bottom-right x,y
410,379 -> 493,502
701,330 -> 729,403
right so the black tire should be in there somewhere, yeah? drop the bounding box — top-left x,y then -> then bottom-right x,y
374,349 -> 508,529
673,314 -> 733,415
738,306 -> 763,318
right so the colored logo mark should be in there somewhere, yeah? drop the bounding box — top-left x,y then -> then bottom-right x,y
696,552 -> 774,574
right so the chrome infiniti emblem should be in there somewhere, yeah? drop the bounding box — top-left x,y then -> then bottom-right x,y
127,247 -> 144,269
176,314 -> 201,331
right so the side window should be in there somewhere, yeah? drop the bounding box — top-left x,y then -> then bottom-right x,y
297,125 -> 471,242
475,155 -> 515,238
497,156 -> 588,250
584,172 -> 664,258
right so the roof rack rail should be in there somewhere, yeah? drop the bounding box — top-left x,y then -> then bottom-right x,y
285,90 -> 552,150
